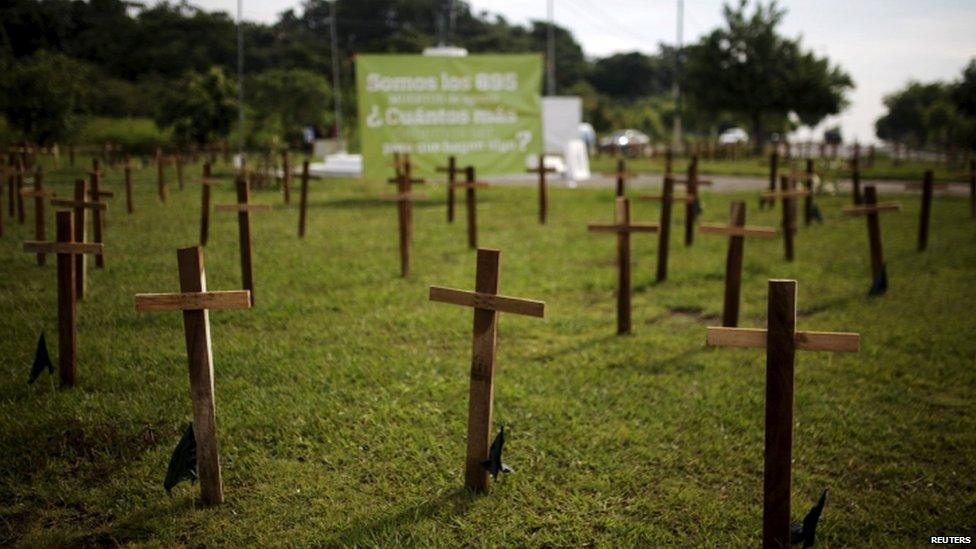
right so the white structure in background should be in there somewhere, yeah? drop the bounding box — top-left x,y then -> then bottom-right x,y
537,96 -> 590,184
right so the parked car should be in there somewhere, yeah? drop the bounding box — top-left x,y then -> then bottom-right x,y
598,129 -> 651,156
718,127 -> 749,145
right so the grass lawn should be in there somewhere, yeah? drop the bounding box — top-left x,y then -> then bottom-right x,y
1,157 -> 974,546
588,154 -> 973,184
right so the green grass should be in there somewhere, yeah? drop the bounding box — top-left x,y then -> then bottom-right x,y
1,157 -> 974,546
588,154 -> 973,184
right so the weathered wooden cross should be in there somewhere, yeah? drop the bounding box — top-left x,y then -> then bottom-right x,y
641,176 -> 695,282
50,180 -> 105,301
280,150 -> 292,205
123,156 -> 136,214
849,154 -> 863,205
198,162 -> 217,246
383,158 -> 426,277
20,166 -> 55,265
157,154 -> 168,202
699,201 -> 777,327
587,197 -> 659,334
457,166 -> 489,249
216,175 -> 271,304
761,177 -> 809,262
527,154 -> 557,224
429,248 -> 546,491
298,160 -> 311,238
134,246 -> 252,505
88,160 -> 110,269
842,186 -> 900,295
436,155 -> 459,222
917,169 -> 933,252
802,159 -> 815,225
23,211 -> 104,387
609,159 -> 636,197
706,279 -> 860,548
761,148 -> 779,210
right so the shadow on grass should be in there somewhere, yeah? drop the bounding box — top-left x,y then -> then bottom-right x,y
69,497 -> 197,546
607,346 -> 708,375
529,333 -> 619,363
323,488 -> 478,546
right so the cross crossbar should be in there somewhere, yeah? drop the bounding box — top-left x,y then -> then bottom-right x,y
699,223 -> 777,238
706,326 -> 860,352
215,203 -> 272,212
134,290 -> 252,312
51,198 -> 106,210
429,286 -> 545,318
21,188 -> 55,198
842,203 -> 901,216
23,241 -> 104,255
587,222 -> 659,234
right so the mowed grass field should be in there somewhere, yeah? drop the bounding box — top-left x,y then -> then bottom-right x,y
1,156 -> 974,547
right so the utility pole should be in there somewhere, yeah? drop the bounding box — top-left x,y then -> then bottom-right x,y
329,0 -> 343,148
546,0 -> 556,96
672,0 -> 683,150
237,0 -> 245,156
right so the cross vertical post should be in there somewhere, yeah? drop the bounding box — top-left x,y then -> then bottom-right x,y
32,166 -> 48,265
429,249 -> 546,492
73,179 -> 89,299
588,198 -> 659,334
56,212 -> 77,387
91,160 -> 106,268
684,154 -> 699,246
763,148 -> 779,210
465,166 -> 478,249
706,280 -> 860,548
780,176 -> 796,262
436,156 -> 458,223
656,176 -> 674,282
200,163 -> 212,246
398,164 -> 413,276
850,154 -> 862,205
528,155 -> 556,224
124,157 -> 134,214
616,159 -> 626,197
803,159 -> 814,225
135,247 -> 253,505
236,175 -> 254,303
298,160 -> 310,238
918,169 -> 933,251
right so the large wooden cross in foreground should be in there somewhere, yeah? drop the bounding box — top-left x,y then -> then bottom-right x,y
528,154 -> 557,224
587,197 -> 659,334
135,246 -> 252,505
707,280 -> 859,548
216,175 -> 271,304
699,201 -> 777,327
842,186 -> 900,295
23,211 -> 104,387
429,249 -> 546,492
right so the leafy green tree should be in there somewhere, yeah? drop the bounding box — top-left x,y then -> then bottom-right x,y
0,50 -> 89,144
587,51 -> 673,99
248,68 -> 333,147
682,0 -> 852,149
875,81 -> 972,150
155,67 -> 237,146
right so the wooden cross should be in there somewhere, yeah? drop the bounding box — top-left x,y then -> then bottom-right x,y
50,179 -> 103,301
382,160 -> 426,277
455,166 -> 490,249
699,201 -> 777,327
761,178 -> 809,262
683,154 -> 701,246
842,186 -> 900,294
89,160 -> 108,269
198,162 -> 217,246
608,159 -> 637,197
640,176 -> 682,282
297,160 -> 311,238
527,154 -> 557,224
918,170 -> 934,252
19,166 -> 55,266
429,248 -> 546,491
124,156 -> 136,214
706,279 -> 860,548
134,246 -> 252,505
216,175 -> 271,304
435,155 -> 458,222
587,197 -> 659,334
23,211 -> 104,387
802,159 -> 815,225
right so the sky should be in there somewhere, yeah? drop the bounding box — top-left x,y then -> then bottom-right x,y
184,0 -> 976,143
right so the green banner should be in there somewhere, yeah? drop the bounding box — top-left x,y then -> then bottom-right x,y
356,54 -> 543,181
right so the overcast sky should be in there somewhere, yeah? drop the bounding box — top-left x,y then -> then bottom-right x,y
185,0 -> 976,143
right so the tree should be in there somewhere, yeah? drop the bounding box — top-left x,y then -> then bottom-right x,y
587,51 -> 673,100
0,50 -> 89,144
875,80 -> 973,150
682,0 -> 852,149
155,67 -> 237,146
248,69 -> 333,147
